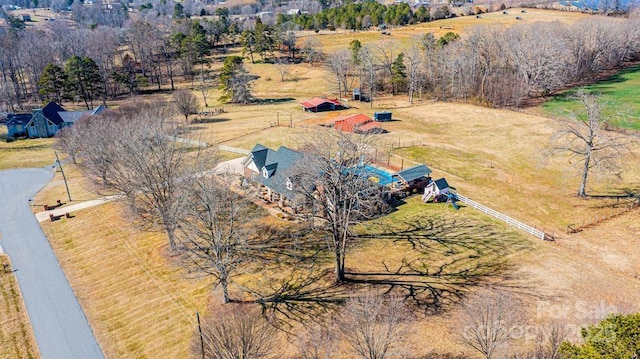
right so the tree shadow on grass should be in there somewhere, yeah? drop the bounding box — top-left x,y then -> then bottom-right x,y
242,215 -> 537,327
253,97 -> 296,105
347,216 -> 536,313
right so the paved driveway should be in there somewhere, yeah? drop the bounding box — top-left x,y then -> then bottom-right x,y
0,168 -> 105,359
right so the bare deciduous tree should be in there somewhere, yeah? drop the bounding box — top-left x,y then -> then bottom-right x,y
173,89 -> 199,124
296,321 -> 340,359
193,304 -> 280,359
457,289 -> 524,359
301,39 -> 324,65
406,40 -> 423,104
274,58 -> 290,82
325,49 -> 351,98
55,117 -> 88,164
552,90 -> 627,197
294,130 -> 388,282
78,103 -> 189,251
179,171 -> 258,303
337,291 -> 412,359
528,320 -> 570,359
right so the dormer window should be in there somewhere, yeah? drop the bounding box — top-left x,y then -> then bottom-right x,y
286,177 -> 293,190
262,167 -> 269,178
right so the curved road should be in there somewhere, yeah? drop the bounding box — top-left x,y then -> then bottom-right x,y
0,168 -> 105,359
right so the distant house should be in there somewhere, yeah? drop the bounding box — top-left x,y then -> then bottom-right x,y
4,101 -> 106,140
5,114 -> 32,138
25,101 -> 67,138
287,8 -> 301,15
300,97 -> 345,112
18,14 -> 31,21
333,113 -> 387,134
242,144 -> 306,210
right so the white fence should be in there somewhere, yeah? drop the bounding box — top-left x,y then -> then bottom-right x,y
455,193 -> 553,241
218,145 -> 250,155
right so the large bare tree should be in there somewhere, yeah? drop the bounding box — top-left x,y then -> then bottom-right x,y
337,291 -> 411,359
193,304 -> 280,359
173,89 -> 199,124
293,130 -> 388,282
75,103 -> 190,251
552,90 -> 626,197
325,49 -> 351,98
457,289 -> 524,359
179,171 -> 258,303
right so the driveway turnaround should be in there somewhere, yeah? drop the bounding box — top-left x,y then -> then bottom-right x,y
0,168 -> 105,359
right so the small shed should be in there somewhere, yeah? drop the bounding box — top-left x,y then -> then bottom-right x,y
353,88 -> 361,101
393,164 -> 432,188
422,177 -> 450,202
374,111 -> 392,122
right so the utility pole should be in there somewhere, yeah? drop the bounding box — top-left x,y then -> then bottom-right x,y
197,312 -> 205,359
54,151 -> 72,202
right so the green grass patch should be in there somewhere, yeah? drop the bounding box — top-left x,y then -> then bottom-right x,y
542,65 -> 640,130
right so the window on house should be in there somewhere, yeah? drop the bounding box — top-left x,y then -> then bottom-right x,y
263,167 -> 268,178
16,125 -> 22,131
286,178 -> 293,190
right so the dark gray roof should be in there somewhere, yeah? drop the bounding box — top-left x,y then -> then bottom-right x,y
57,105 -> 106,124
250,144 -> 269,170
59,110 -> 92,124
251,145 -> 302,197
41,101 -> 66,125
6,113 -> 32,126
394,164 -> 432,183
434,177 -> 449,190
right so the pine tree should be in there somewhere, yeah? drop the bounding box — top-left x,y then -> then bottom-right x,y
391,52 -> 406,95
218,56 -> 253,104
65,55 -> 104,110
38,64 -> 67,103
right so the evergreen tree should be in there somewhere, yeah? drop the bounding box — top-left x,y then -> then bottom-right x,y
65,55 -> 104,110
560,313 -> 640,358
38,64 -> 67,103
218,56 -> 253,104
391,52 -> 406,94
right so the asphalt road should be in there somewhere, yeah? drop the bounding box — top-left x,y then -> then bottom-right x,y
0,168 -> 105,359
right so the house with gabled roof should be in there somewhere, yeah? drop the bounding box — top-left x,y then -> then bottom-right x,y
5,114 -> 32,138
4,101 -> 106,140
242,144 -> 306,210
300,97 -> 345,112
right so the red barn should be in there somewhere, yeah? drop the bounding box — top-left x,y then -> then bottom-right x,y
333,114 -> 373,132
300,97 -> 345,112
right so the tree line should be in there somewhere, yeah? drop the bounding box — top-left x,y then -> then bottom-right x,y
326,13 -> 640,107
278,1 -> 430,31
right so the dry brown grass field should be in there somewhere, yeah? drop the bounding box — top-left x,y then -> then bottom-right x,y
0,127 -> 55,171
299,8 -> 593,53
4,8 -> 639,358
0,255 -> 40,359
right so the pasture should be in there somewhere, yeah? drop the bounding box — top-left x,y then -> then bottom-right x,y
299,8 -> 593,53
542,65 -> 640,130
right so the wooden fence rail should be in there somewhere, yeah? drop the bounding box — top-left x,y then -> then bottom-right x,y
455,193 -> 554,241
218,145 -> 250,155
